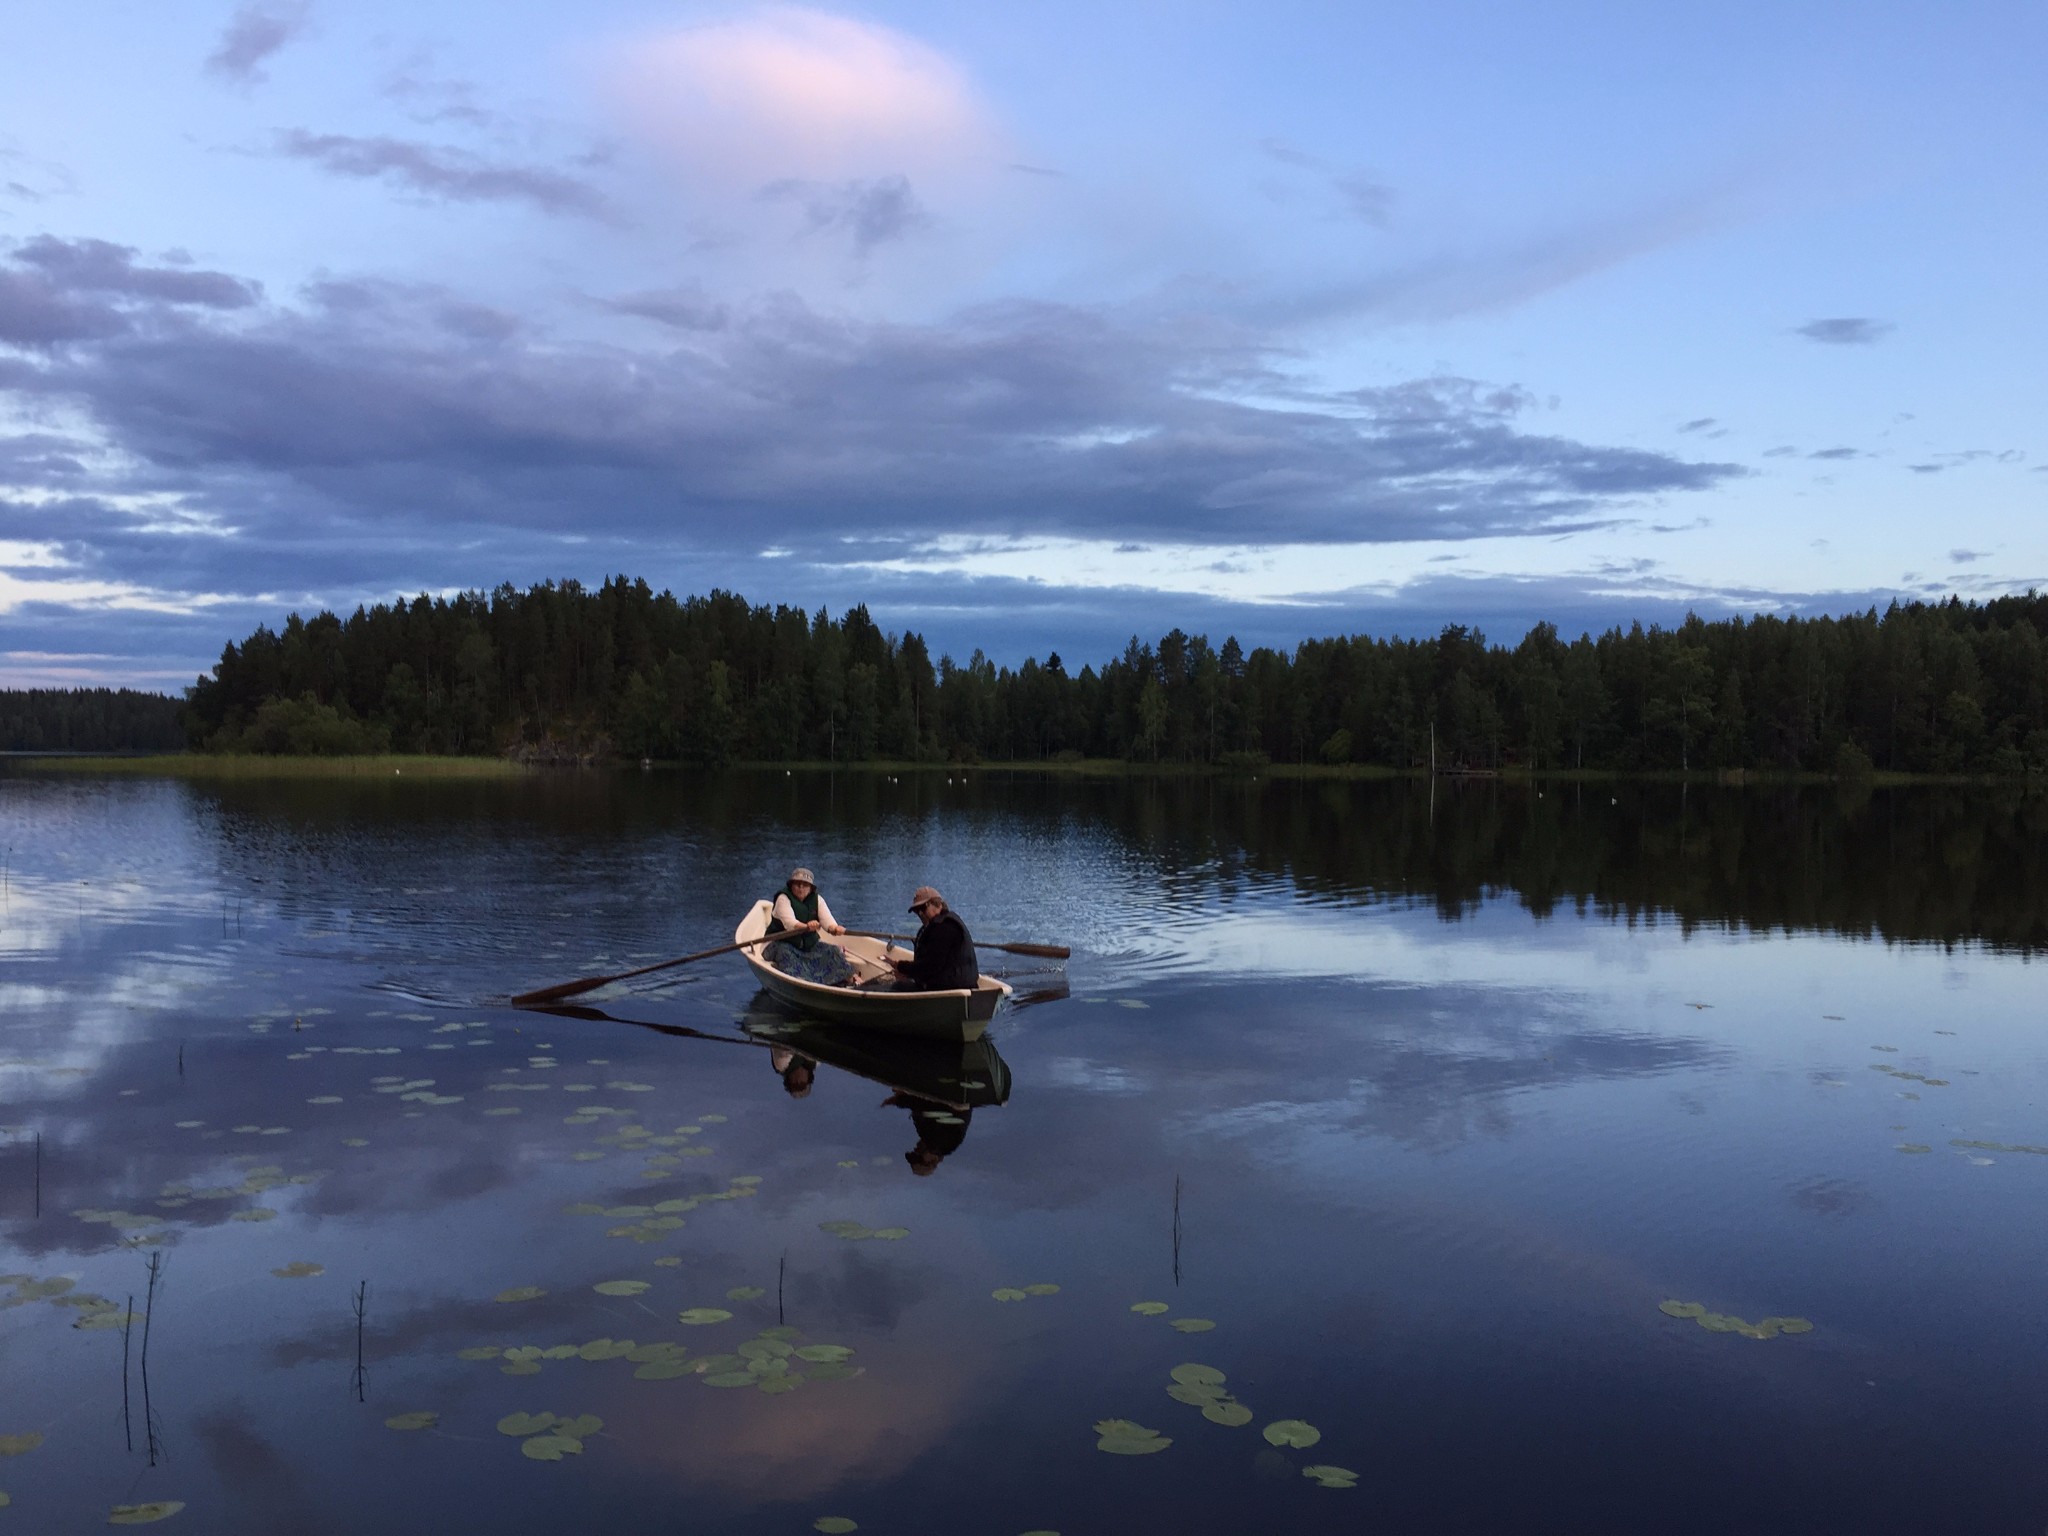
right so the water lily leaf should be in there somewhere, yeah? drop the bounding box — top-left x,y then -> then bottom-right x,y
1262,1419 -> 1321,1449
794,1344 -> 853,1363
1658,1300 -> 1707,1319
307,1096 -> 343,1105
1302,1464 -> 1358,1488
869,1227 -> 909,1241
633,1359 -> 694,1380
229,1208 -> 277,1223
593,1280 -> 649,1297
991,1288 -> 1028,1302
541,1345 -> 580,1360
1895,1143 -> 1932,1154
1202,1401 -> 1254,1427
757,1374 -> 801,1394
738,1338 -> 794,1360
384,1411 -> 437,1431
677,1308 -> 733,1325
498,1412 -> 557,1437
702,1371 -> 755,1387
1696,1313 -> 1737,1333
1169,1364 -> 1226,1387
1168,1318 -> 1215,1333
272,1263 -> 324,1279
0,1434 -> 43,1457
520,1434 -> 583,1461
1022,1283 -> 1059,1295
458,1346 -> 503,1361
579,1339 -> 636,1361
75,1311 -> 144,1330
1767,1317 -> 1815,1334
814,1519 -> 858,1533
557,1415 -> 604,1439
625,1343 -> 682,1363
495,1287 -> 547,1303
1130,1301 -> 1169,1316
806,1361 -> 864,1382
726,1286 -> 766,1301
653,1258 -> 682,1268
1167,1383 -> 1224,1406
1094,1419 -> 1171,1455
500,1359 -> 542,1375
108,1502 -> 186,1523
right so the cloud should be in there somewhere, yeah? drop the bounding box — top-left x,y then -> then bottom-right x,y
1795,317 -> 1893,345
204,0 -> 312,84
1808,446 -> 1860,460
0,235 -> 256,345
760,174 -> 929,252
611,8 -> 998,187
1949,549 -> 1987,564
1677,417 -> 1717,433
276,132 -> 613,220
0,238 -> 1747,680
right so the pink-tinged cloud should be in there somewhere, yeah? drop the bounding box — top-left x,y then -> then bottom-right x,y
609,7 -> 999,185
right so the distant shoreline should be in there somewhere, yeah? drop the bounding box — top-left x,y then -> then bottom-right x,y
2,752 -> 2025,790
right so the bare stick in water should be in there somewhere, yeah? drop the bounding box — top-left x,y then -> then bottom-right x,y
1172,1174 -> 1182,1288
351,1281 -> 368,1402
122,1290 -> 135,1453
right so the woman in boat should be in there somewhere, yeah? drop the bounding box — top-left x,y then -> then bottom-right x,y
765,867 -> 857,986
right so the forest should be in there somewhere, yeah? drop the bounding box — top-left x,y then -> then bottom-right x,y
169,578 -> 2048,776
0,687 -> 186,753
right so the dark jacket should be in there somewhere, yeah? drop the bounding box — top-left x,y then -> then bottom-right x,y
903,909 -> 978,991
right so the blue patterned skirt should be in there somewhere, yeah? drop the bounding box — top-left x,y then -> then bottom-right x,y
770,941 -> 857,986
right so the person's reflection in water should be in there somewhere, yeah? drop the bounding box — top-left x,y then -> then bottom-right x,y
769,1046 -> 815,1098
884,1091 -> 972,1175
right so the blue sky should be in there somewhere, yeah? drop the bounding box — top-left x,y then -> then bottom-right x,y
1,0 -> 2042,686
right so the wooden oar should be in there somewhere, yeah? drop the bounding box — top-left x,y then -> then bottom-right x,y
845,930 -> 1070,960
509,932 -> 798,1007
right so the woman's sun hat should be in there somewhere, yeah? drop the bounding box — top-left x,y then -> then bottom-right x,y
790,867 -> 816,886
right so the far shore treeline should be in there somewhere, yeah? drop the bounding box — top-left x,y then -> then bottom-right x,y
9,579 -> 2048,775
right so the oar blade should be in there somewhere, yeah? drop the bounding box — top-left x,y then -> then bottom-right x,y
990,941 -> 1070,959
509,975 -> 612,1007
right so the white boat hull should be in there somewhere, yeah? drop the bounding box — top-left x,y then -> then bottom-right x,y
735,900 -> 1009,1042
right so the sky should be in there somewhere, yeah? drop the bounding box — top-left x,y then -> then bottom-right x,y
1,0 -> 2043,688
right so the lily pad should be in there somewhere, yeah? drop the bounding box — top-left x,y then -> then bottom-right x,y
272,1263 -> 324,1279
1302,1464 -> 1359,1488
1022,1283 -> 1059,1295
500,1359 -> 542,1376
520,1434 -> 584,1461
991,1288 -> 1028,1302
1262,1419 -> 1321,1449
495,1287 -> 548,1303
794,1344 -> 854,1364
869,1227 -> 909,1241
1130,1301 -> 1169,1316
108,1503 -> 186,1524
0,1434 -> 43,1457
633,1360 -> 694,1380
1094,1419 -> 1171,1455
1167,1383 -> 1224,1406
1169,1364 -> 1226,1387
384,1411 -> 438,1431
757,1374 -> 801,1394
498,1412 -> 557,1437
458,1346 -> 503,1361
806,1361 -> 865,1382
557,1415 -> 604,1439
814,1520 -> 858,1534
593,1280 -> 649,1297
701,1371 -> 755,1387
1658,1300 -> 1707,1319
677,1307 -> 733,1325
1202,1401 -> 1254,1427
726,1286 -> 766,1301
1168,1318 -> 1215,1333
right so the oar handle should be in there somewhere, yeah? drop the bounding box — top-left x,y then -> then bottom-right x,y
844,930 -> 1070,961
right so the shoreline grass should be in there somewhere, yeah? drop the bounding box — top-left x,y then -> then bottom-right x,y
9,753 -> 527,779
6,752 -> 2026,790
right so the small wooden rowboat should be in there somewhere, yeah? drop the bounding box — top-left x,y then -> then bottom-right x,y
735,900 -> 1011,1043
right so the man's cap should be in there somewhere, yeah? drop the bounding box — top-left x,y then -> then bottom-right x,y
908,885 -> 944,912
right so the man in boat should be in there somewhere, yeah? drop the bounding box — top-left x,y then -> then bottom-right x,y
766,867 -> 856,986
889,887 -> 980,992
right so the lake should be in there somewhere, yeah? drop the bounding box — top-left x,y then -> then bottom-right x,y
2,769 -> 2045,1533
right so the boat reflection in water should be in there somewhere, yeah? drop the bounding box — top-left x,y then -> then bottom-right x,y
742,997 -> 1013,1176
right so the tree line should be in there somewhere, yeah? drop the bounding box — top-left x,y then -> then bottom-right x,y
172,578 -> 2048,775
0,688 -> 186,753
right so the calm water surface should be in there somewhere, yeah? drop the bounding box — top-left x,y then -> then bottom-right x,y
2,771 -> 2045,1534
